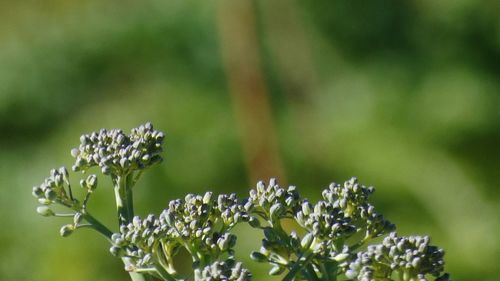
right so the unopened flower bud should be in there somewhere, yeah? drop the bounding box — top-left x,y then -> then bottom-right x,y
250,251 -> 267,262
269,265 -> 285,276
334,253 -> 350,262
101,166 -> 111,175
203,192 -> 213,204
301,233 -> 314,249
60,224 -> 75,237
37,206 -> 55,217
32,186 -> 44,198
269,203 -> 282,218
110,246 -> 124,257
302,201 -> 313,216
248,217 -> 260,228
45,189 -> 57,201
86,175 -> 98,191
38,198 -> 52,205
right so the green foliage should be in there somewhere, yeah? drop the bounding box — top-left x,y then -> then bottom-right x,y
33,123 -> 450,281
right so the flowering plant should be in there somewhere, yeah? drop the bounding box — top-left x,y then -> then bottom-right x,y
33,123 -> 450,281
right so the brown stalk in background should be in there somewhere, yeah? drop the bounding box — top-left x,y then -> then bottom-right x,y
216,0 -> 285,183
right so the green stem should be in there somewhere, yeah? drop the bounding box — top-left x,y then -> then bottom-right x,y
305,263 -> 320,281
122,257 -> 155,281
126,173 -> 135,220
282,254 -> 314,281
349,234 -> 371,251
319,260 -> 338,281
67,182 -> 75,201
82,212 -> 113,239
114,174 -> 154,281
114,175 -> 132,226
54,213 -> 76,217
131,170 -> 144,187
155,263 -> 179,281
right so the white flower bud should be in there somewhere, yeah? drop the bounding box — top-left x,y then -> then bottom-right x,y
37,206 -> 55,217
60,224 -> 74,237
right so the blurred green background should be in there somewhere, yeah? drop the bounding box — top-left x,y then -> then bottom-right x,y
1,0 -> 499,280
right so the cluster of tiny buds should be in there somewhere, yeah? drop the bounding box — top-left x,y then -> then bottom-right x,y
110,192 -> 251,271
110,214 -> 158,262
110,214 -> 159,250
322,177 -> 395,238
32,167 -> 72,206
295,199 -> 355,242
248,178 -> 301,220
249,178 -> 395,270
323,177 -> 374,210
33,167 -> 99,237
194,260 -> 251,281
346,232 -> 449,281
71,122 -> 164,176
32,122 -> 451,281
160,192 -> 250,239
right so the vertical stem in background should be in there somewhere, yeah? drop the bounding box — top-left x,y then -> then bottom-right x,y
257,0 -> 318,103
218,3 -> 318,280
216,0 -> 285,183
256,0 -> 330,200
256,0 -> 322,172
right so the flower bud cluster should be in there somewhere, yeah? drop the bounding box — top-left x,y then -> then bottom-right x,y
80,174 -> 98,192
248,178 -> 301,220
248,178 -> 400,279
33,167 -> 100,237
33,123 -> 451,281
110,192 -> 250,272
71,122 -> 164,176
294,199 -> 355,257
322,177 -> 395,238
296,200 -> 355,241
110,214 -> 159,268
194,259 -> 251,281
32,167 -> 73,207
160,193 -> 248,250
346,232 -> 449,281
246,179 -> 304,271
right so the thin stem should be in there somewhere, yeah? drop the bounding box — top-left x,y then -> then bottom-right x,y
122,257 -> 155,281
82,190 -> 92,210
349,234 -> 371,251
305,263 -> 320,281
282,254 -> 314,281
82,211 -> 113,239
164,243 -> 179,275
154,263 -> 179,281
319,260 -> 338,281
54,213 -> 76,217
76,224 -> 94,228
67,182 -> 75,201
133,267 -> 158,274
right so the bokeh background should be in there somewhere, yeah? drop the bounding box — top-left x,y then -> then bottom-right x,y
1,0 -> 499,280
